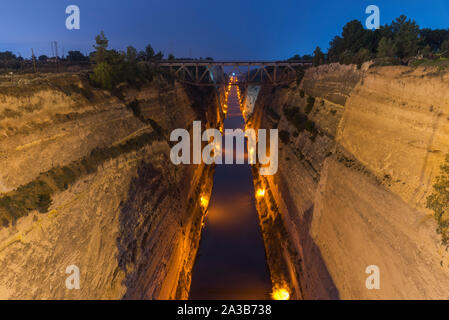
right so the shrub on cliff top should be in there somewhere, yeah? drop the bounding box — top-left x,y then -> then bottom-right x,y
427,153 -> 449,247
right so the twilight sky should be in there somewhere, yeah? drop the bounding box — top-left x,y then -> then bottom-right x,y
1,0 -> 449,59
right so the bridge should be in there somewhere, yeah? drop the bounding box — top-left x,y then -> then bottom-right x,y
156,60 -> 312,86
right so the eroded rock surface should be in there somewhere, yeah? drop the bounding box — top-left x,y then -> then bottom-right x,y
248,63 -> 449,299
0,73 -> 223,299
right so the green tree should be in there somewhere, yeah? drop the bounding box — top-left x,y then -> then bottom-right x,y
391,15 -> 420,59
0,51 -> 17,61
313,46 -> 325,66
421,45 -> 432,58
289,54 -> 302,61
327,20 -> 374,63
341,21 -> 367,49
338,50 -> 355,65
145,44 -> 155,61
328,36 -> 344,62
67,50 -> 87,61
90,62 -> 114,90
90,32 -> 126,89
154,51 -> 164,60
126,46 -> 138,62
441,39 -> 449,57
137,50 -> 146,61
420,28 -> 449,52
354,48 -> 372,67
168,53 -> 175,60
377,37 -> 397,58
302,54 -> 313,61
93,31 -> 109,64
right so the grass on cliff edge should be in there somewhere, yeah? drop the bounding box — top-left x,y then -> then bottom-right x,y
0,130 -> 161,228
426,153 -> 449,247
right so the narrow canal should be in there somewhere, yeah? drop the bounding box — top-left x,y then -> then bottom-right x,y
189,83 -> 272,300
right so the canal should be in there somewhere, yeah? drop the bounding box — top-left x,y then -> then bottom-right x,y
189,83 -> 272,300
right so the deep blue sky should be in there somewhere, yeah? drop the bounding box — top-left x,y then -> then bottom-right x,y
1,0 -> 449,59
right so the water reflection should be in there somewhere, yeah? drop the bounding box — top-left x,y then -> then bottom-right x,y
189,84 -> 272,300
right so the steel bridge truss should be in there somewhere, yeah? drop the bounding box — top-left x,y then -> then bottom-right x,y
156,60 -> 311,86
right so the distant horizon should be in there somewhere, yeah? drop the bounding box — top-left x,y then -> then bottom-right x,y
1,0 -> 449,59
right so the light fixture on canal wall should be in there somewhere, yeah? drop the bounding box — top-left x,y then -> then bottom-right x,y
256,188 -> 265,198
200,196 -> 209,209
272,287 -> 290,300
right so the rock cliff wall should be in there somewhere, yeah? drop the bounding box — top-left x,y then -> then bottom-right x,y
249,63 -> 449,299
0,73 -> 223,299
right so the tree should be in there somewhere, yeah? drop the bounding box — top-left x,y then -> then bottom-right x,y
137,50 -> 146,61
391,15 -> 420,59
377,37 -> 397,58
341,20 -> 371,54
38,55 -> 48,62
93,31 -> 109,64
154,51 -> 163,60
420,28 -> 449,52
441,39 -> 449,57
0,51 -> 17,61
67,50 -> 87,61
302,54 -> 313,61
94,31 -> 108,50
354,48 -> 372,67
126,46 -> 138,62
328,36 -> 344,62
338,50 -> 354,65
124,46 -> 140,84
90,32 -> 126,89
145,44 -> 155,61
90,62 -> 114,90
288,54 -> 302,60
168,53 -> 175,60
422,45 -> 432,58
313,47 -> 325,66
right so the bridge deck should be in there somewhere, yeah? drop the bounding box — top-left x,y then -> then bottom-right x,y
157,60 -> 311,67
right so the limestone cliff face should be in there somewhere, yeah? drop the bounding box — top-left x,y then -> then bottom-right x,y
0,73 -> 223,299
249,63 -> 449,299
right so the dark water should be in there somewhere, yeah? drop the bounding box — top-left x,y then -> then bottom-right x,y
189,85 -> 272,300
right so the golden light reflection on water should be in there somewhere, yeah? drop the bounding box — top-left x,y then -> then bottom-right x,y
189,76 -> 272,300
205,194 -> 254,227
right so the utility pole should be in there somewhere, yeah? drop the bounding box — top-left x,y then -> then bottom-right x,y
31,48 -> 37,73
18,53 -> 23,74
51,41 -> 59,72
54,41 -> 59,72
